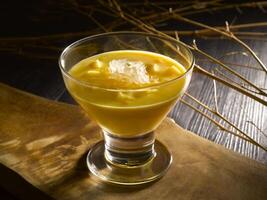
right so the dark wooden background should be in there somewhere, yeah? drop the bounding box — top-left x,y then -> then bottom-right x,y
0,1 -> 267,198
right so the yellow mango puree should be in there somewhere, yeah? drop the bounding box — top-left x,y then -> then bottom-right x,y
66,50 -> 189,136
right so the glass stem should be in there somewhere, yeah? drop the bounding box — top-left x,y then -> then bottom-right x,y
103,131 -> 155,166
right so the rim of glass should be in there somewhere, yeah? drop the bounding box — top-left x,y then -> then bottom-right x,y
59,31 -> 195,92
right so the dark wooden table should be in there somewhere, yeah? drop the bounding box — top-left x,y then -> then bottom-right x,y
1,1 -> 267,198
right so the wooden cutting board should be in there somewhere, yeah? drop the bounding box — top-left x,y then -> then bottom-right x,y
0,83 -> 266,200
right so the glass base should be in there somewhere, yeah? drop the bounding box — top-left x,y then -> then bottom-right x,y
87,140 -> 172,185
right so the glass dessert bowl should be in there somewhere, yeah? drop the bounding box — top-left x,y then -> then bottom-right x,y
59,32 -> 194,185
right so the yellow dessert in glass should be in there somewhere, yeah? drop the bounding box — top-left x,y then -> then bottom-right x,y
65,50 -> 190,137
59,32 -> 194,185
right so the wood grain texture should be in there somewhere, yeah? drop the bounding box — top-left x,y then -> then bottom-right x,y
0,83 -> 267,200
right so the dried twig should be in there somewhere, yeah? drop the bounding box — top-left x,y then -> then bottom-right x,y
180,2 -> 267,16
195,65 -> 267,106
191,42 -> 267,97
212,71 -> 219,113
246,121 -> 267,138
162,29 -> 267,37
214,68 -> 266,95
198,58 -> 264,72
183,93 -> 266,151
169,12 -> 267,73
179,99 -> 263,149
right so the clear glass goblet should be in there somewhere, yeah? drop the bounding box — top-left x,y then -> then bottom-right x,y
59,32 -> 194,185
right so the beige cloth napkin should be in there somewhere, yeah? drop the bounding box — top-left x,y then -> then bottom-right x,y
0,83 -> 266,200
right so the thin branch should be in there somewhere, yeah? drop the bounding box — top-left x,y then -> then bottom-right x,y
183,93 -> 266,151
198,58 -> 264,71
195,65 -> 267,106
70,0 -> 109,32
192,42 -> 267,97
141,1 -> 220,22
180,99 -> 265,150
246,121 -> 267,138
162,29 -> 267,37
179,1 -> 267,16
212,71 -> 219,112
214,68 -> 264,95
169,12 -> 267,73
